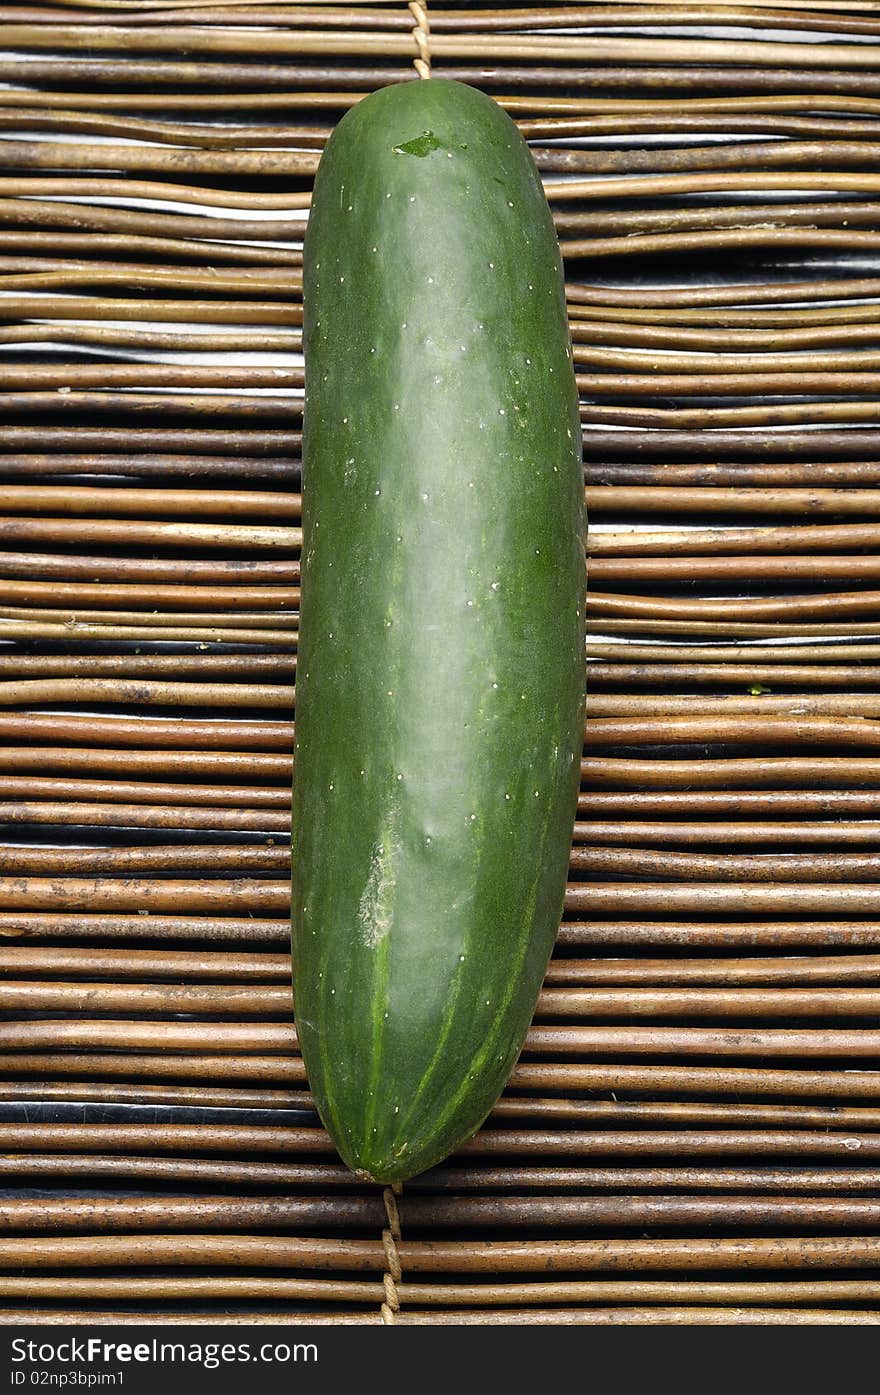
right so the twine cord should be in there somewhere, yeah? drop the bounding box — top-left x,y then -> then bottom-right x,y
379,1182 -> 403,1324
409,1 -> 431,80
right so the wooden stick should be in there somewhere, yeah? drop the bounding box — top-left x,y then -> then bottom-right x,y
0,805 -> 291,833
545,955 -> 880,986
399,1195 -> 880,1229
0,846 -> 289,875
535,986 -> 880,1019
0,877 -> 289,913
0,427 -> 297,454
573,820 -> 880,847
558,922 -> 880,948
0,1051 -> 302,1079
586,487 -> 880,516
584,717 -> 880,750
0,981 -> 292,1013
581,428 -> 880,459
0,915 -> 288,948
587,695 -> 880,717
0,517 -> 299,550
580,757 -> 880,790
0,1233 -> 381,1272
508,1063 -> 880,1098
0,947 -> 291,979
570,845 -> 880,883
581,791 -> 880,815
0,713 -> 293,748
0,484 -> 299,517
0,775 -> 290,807
0,680 -> 294,709
0,294 -> 299,324
396,1309 -> 879,1325
0,748 -> 292,779
569,883 -> 880,915
589,522 -> 880,557
419,1167 -> 880,1196
588,556 -> 880,581
5,26 -> 880,70
0,581 -> 298,610
585,463 -> 880,486
0,553 -> 299,582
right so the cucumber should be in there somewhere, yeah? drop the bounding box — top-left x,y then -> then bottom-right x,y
293,79 -> 585,1183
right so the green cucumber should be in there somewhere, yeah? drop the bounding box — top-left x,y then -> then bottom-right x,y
293,79 -> 585,1183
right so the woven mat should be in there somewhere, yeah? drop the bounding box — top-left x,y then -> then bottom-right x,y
2,0 -> 880,1325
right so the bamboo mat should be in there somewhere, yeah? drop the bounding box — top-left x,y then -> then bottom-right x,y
3,0 -> 880,1326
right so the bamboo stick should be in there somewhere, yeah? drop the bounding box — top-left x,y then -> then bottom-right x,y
399,1196 -> 880,1230
3,1232 -> 880,1274
573,821 -> 880,847
0,777 -> 289,807
401,1279 -> 880,1309
0,846 -> 289,875
582,368 -> 880,395
397,1310 -> 880,1325
585,464 -> 880,486
577,324 -> 880,352
581,791 -> 880,814
586,642 -> 880,662
0,748 -> 292,778
0,457 -> 299,479
524,1027 -> 880,1059
420,1168 -> 880,1196
6,1193 -> 880,1237
0,947 -> 290,979
0,680 -> 294,708
580,758 -> 880,789
0,981 -> 292,1013
581,428 -> 880,458
557,922 -> 880,948
0,295 -> 299,324
0,553 -> 299,582
0,616 -> 296,641
0,713 -> 293,748
0,877 -> 289,913
0,518 -> 298,551
0,230 -> 299,266
508,1063 -> 880,1098
545,956 -> 880,986
0,484 -> 299,517
586,488 -> 880,516
0,805 -> 291,833
235,1090 -> 880,1133
0,1277 -> 378,1309
585,664 -> 880,687
587,556 -> 880,581
586,696 -> 880,717
535,987 -> 880,1019
0,1195 -> 383,1233
0,1083 -> 312,1109
568,883 -> 880,915
584,718 -> 880,750
0,428 -> 297,454
0,581 -> 299,610
0,916 -> 291,945
0,1233 -> 381,1271
0,1051 -> 302,1078
5,27 -> 880,71
589,522 -> 880,557
15,977 -> 880,1019
570,845 -> 880,882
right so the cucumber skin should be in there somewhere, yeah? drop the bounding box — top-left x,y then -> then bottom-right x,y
293,79 -> 585,1183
